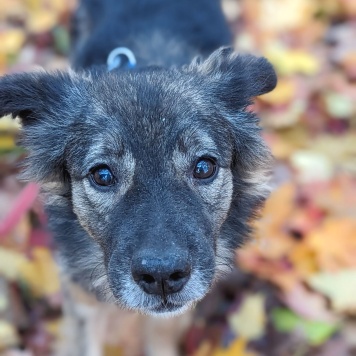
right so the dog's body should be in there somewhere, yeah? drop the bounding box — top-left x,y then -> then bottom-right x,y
0,0 -> 277,354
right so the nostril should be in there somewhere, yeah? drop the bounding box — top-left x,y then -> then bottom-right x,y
141,274 -> 155,284
169,271 -> 187,281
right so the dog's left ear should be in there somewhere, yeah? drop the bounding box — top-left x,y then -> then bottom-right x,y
186,47 -> 277,109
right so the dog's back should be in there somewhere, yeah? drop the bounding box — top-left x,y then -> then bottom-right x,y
71,0 -> 232,68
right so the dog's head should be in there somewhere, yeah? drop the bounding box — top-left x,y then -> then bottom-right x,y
0,48 -> 276,316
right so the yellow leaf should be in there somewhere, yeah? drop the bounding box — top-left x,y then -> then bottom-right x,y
228,294 -> 266,340
0,247 -> 28,281
265,46 -> 319,76
309,270 -> 356,313
259,78 -> 296,106
0,29 -> 25,55
289,244 -> 318,278
19,247 -> 60,297
0,135 -> 16,150
26,10 -> 58,33
0,320 -> 18,349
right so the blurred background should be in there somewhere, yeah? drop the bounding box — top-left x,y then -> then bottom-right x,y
0,0 -> 356,355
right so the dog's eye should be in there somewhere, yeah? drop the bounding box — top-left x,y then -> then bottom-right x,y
193,158 -> 217,180
90,166 -> 116,186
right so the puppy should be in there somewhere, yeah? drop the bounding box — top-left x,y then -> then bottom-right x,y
0,0 -> 276,353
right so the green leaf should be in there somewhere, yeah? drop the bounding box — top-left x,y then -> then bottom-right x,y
52,26 -> 70,55
271,308 -> 338,345
324,92 -> 354,119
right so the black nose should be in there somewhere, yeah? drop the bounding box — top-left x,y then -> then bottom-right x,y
131,253 -> 191,296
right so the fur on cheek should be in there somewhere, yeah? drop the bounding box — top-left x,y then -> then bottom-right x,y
197,167 -> 233,225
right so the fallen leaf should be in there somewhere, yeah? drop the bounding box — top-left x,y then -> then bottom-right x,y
281,283 -> 337,322
0,321 -> 18,349
266,47 -> 320,76
323,91 -> 355,119
0,30 -> 25,55
0,247 -> 27,280
259,78 -> 296,106
310,134 -> 356,175
0,136 -> 16,151
290,150 -> 334,183
289,243 -> 318,278
228,294 -> 266,340
212,337 -> 255,356
19,247 -> 60,297
306,218 -> 356,271
26,10 -> 58,34
308,270 -> 356,313
271,308 -> 338,345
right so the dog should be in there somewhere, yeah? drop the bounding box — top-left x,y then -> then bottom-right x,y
0,0 -> 276,353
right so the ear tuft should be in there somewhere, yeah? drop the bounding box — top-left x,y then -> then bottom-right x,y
187,47 -> 277,108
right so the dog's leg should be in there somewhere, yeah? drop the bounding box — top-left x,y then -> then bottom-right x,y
143,312 -> 192,356
56,281 -> 103,356
56,278 -> 145,356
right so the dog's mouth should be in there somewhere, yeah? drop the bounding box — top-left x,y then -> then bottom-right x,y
147,300 -> 193,317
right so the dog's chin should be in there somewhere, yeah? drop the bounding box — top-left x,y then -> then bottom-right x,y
138,300 -> 196,318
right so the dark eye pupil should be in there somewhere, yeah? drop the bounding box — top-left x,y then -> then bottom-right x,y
194,158 -> 216,179
92,167 -> 115,186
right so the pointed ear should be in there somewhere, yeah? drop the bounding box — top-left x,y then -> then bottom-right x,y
186,47 -> 277,109
0,71 -> 84,183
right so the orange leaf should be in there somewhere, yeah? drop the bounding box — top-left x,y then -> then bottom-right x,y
306,218 -> 356,271
212,338 -> 255,356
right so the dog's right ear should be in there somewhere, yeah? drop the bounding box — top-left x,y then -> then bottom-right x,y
0,71 -> 78,125
0,71 -> 84,182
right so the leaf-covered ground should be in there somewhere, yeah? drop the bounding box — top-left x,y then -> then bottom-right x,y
0,0 -> 356,355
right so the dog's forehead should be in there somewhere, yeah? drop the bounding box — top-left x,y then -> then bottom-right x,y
85,72 -> 222,148
82,116 -> 221,164
88,69 -> 202,119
